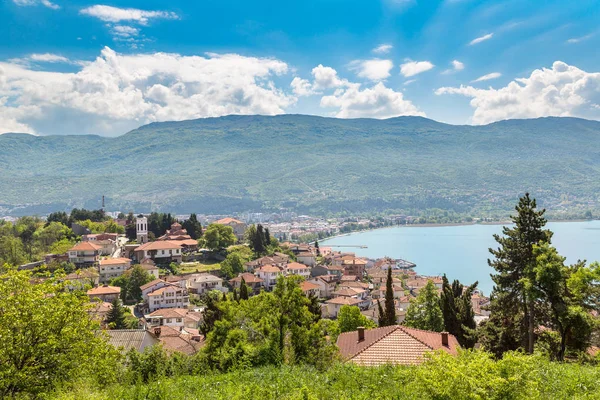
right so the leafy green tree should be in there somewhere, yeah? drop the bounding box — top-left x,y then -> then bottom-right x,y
404,280 -> 444,332
200,224 -> 237,252
111,265 -> 153,303
220,251 -> 247,279
0,235 -> 27,266
47,211 -> 69,226
106,297 -> 128,329
440,275 -> 478,348
528,242 -> 599,361
337,305 -> 376,332
486,193 -> 552,355
0,268 -> 122,397
182,213 -> 203,239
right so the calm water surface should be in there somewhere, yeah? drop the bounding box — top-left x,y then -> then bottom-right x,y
321,221 -> 600,295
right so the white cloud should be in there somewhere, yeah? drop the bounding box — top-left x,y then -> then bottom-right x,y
349,59 -> 393,81
469,33 -> 493,45
404,79 -> 416,85
79,5 -> 178,25
111,25 -> 140,38
290,77 -> 313,96
435,61 -> 600,124
12,0 -> 59,9
442,60 -> 465,75
311,64 -> 349,90
566,33 -> 594,44
400,60 -> 434,77
0,47 -> 294,135
472,72 -> 501,82
29,53 -> 70,63
320,82 -> 424,119
372,44 -> 393,54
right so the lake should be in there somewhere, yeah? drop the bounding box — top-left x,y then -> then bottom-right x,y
321,220 -> 600,295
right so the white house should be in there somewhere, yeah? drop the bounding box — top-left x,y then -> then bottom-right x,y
98,257 -> 131,283
308,276 -> 337,299
68,242 -> 101,267
325,296 -> 362,318
256,265 -> 283,291
284,262 -> 311,279
296,252 -> 316,267
134,241 -> 182,264
185,274 -> 226,295
146,284 -> 190,312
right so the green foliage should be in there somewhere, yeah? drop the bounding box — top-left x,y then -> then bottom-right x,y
110,265 -> 153,304
404,280 -> 444,332
220,251 -> 249,279
200,224 -> 237,252
106,297 -> 128,329
181,213 -> 203,239
245,224 -> 272,256
440,275 -> 478,348
0,268 -> 122,398
50,351 -> 600,400
239,277 -> 249,300
337,305 -> 376,332
147,212 -> 175,238
77,219 -> 125,234
69,208 -> 106,223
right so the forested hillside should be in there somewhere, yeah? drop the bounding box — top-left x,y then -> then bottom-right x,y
1,115 -> 599,216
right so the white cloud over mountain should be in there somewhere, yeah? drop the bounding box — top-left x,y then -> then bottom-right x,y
0,47 -> 293,135
435,61 -> 600,124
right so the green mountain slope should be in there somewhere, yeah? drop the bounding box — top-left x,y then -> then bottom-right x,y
1,114 -> 599,216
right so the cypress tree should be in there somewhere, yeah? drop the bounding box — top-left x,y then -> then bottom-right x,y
264,228 -> 271,246
377,300 -> 386,327
384,267 -> 396,325
239,277 -> 249,300
485,193 -> 552,355
106,297 -> 127,329
314,241 -> 321,256
440,275 -> 478,348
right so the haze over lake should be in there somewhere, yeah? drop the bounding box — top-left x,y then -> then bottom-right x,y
322,220 -> 600,295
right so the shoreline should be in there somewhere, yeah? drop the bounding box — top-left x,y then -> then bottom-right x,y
318,218 -> 596,244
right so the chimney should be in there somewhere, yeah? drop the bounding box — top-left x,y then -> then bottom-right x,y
357,326 -> 365,342
441,332 -> 449,347
154,327 -> 161,338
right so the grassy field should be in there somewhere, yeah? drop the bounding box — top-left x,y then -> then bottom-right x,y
178,260 -> 221,274
50,351 -> 600,400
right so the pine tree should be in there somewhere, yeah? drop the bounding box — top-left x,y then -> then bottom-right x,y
384,267 -> 396,325
106,297 -> 127,329
264,228 -> 271,246
239,277 -> 249,300
314,241 -> 321,256
485,193 -> 552,355
200,293 -> 223,335
307,291 -> 322,322
440,275 -> 478,348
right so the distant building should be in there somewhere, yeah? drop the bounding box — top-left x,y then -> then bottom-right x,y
134,241 -> 183,265
98,257 -> 131,283
105,329 -> 159,353
213,217 -> 246,240
136,216 -> 148,244
230,273 -> 264,294
87,285 -> 121,303
256,265 -> 283,291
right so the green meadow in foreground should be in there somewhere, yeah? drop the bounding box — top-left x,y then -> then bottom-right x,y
51,351 -> 600,400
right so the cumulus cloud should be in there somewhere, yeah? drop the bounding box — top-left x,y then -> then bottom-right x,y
79,5 -> 178,24
111,25 -> 140,39
469,33 -> 493,45
372,44 -> 393,54
0,47 -> 294,135
311,64 -> 349,90
435,61 -> 600,124
290,77 -> 313,96
400,60 -> 434,77
321,82 -> 424,119
472,72 -> 501,82
349,59 -> 393,81
29,53 -> 70,63
12,0 -> 59,9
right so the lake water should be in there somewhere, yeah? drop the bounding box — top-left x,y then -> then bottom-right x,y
321,220 -> 600,295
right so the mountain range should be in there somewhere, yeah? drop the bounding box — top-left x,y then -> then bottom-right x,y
1,114 -> 599,217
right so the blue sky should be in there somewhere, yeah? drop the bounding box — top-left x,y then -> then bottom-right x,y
1,0 -> 599,136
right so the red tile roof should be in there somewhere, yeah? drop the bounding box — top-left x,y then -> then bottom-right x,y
299,281 -> 320,292
140,279 -> 164,291
147,308 -> 188,318
214,217 -> 243,225
257,265 -> 282,273
135,241 -> 182,252
230,273 -> 264,284
286,262 -> 309,270
87,285 -> 121,295
99,257 -> 131,266
326,296 -> 362,306
337,326 -> 459,366
69,242 -> 102,252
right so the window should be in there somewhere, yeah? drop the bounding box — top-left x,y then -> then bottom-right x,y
169,250 -> 172,255
176,318 -> 182,323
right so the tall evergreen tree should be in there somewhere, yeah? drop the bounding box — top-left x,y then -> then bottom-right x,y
384,267 -> 397,325
377,300 -> 386,327
182,213 -> 203,239
307,291 -> 322,322
485,193 -> 552,355
264,228 -> 271,246
200,293 -> 224,335
239,277 -> 249,300
314,240 -> 321,256
440,275 -> 478,348
106,297 -> 127,329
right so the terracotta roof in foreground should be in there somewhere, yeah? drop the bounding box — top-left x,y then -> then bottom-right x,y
337,325 -> 459,366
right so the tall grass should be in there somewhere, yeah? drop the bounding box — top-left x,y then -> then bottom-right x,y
50,351 -> 600,400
